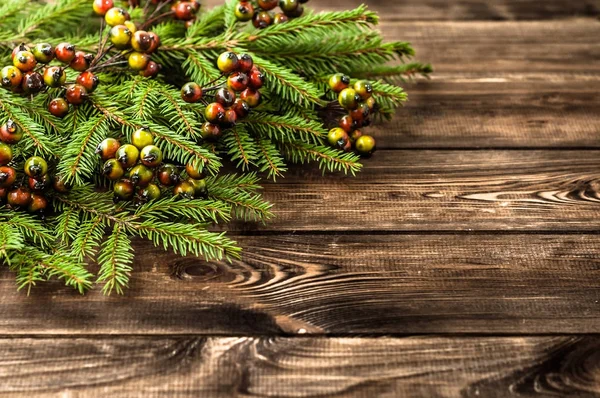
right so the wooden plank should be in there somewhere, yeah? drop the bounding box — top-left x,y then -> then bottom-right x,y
2,234 -> 600,335
1,335 -> 598,397
373,81 -> 600,148
205,0 -> 600,20
239,150 -> 600,232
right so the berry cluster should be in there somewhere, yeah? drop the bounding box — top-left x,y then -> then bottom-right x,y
180,51 -> 264,140
94,3 -> 162,77
0,120 -> 69,214
170,0 -> 202,28
95,0 -> 201,30
96,128 -> 207,204
326,73 -> 377,156
235,0 -> 309,28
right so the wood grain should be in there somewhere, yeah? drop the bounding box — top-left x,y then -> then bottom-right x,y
228,150 -> 600,232
2,234 -> 600,335
205,0 -> 600,20
2,335 -> 600,397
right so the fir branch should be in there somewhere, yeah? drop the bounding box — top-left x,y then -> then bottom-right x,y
181,50 -> 222,86
351,62 -> 434,82
134,197 -> 232,224
243,111 -> 326,144
0,223 -> 24,264
186,5 -> 226,38
222,125 -> 259,170
18,0 -> 93,39
5,212 -> 54,249
156,85 -> 202,138
97,224 -> 134,295
207,174 -> 273,222
255,137 -> 287,180
71,216 -> 106,260
278,141 -> 363,175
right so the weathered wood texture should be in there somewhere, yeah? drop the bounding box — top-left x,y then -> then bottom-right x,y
2,336 -> 600,397
228,150 -> 600,232
2,234 -> 600,334
206,0 -> 600,20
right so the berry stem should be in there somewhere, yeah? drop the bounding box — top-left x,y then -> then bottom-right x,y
140,10 -> 175,30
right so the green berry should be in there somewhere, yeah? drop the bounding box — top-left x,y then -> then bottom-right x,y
157,164 -> 180,186
217,51 -> 239,74
42,66 -> 66,88
140,145 -> 163,167
187,178 -> 207,197
328,73 -> 350,93
110,25 -> 132,49
102,158 -> 125,180
96,138 -> 121,160
24,156 -> 48,178
327,127 -> 349,147
173,181 -> 195,198
235,1 -> 254,21
1,66 -> 23,89
129,164 -> 154,186
32,43 -> 54,64
113,179 -> 135,200
132,127 -> 154,149
138,183 -> 161,202
338,88 -> 360,110
0,143 -> 13,166
355,135 -> 376,156
115,144 -> 139,168
354,80 -> 373,100
105,7 -> 130,26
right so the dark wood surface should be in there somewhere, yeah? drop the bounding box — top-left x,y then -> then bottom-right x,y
3,1 -> 600,397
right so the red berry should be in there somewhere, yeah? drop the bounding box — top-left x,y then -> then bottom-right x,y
65,84 -> 89,105
28,193 -> 48,213
222,109 -> 238,126
252,10 -> 273,28
174,2 -> 195,20
93,0 -> 114,16
231,98 -> 250,118
258,0 -> 278,10
0,166 -> 17,188
76,71 -> 100,93
273,13 -> 289,24
13,51 -> 37,72
43,66 -> 66,88
70,51 -> 93,72
248,67 -> 265,89
146,32 -> 161,53
237,54 -> 254,73
48,98 -> 70,118
132,31 -> 153,53
200,122 -> 222,140
7,186 -> 31,207
240,88 -> 261,108
1,66 -> 23,89
227,71 -> 249,92
21,71 -> 44,94
214,87 -> 236,107
339,115 -> 356,133
0,120 -> 23,144
204,103 -> 225,123
55,43 -> 76,63
140,61 -> 161,78
11,44 -> 29,61
29,175 -> 51,191
181,82 -> 203,103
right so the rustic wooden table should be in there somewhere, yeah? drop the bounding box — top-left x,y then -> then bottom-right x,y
2,0 -> 600,396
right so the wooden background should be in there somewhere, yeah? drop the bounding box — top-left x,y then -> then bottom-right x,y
2,0 -> 600,396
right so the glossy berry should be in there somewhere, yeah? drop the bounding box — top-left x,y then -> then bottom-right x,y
204,103 -> 225,124
138,183 -> 161,202
13,51 -> 37,72
48,98 -> 69,118
200,122 -> 222,140
355,135 -> 376,155
113,179 -> 135,200
215,87 -> 236,107
32,43 -> 54,64
53,176 -> 71,193
93,0 -> 114,15
125,20 -> 137,34
273,13 -> 289,24
0,166 -> 16,188
235,1 -> 254,21
105,7 -> 130,26
227,72 -> 249,92
187,178 -> 207,197
70,51 -> 93,72
24,156 -> 48,178
28,193 -> 48,213
140,61 -> 161,78
7,187 -> 31,207
339,115 -> 356,133
222,109 -> 238,126
252,11 -> 272,29
354,80 -> 373,99
147,32 -> 161,53
96,138 -> 121,160
116,144 -> 139,168
11,44 -> 29,60
279,0 -> 298,13
1,66 -> 23,89
110,25 -> 132,49
258,0 -> 278,10
76,71 -> 100,93
132,31 -> 153,53
157,164 -> 180,186
185,161 -> 205,180
174,181 -> 195,198
328,73 -> 350,93
29,175 -> 51,191
0,120 -> 23,144
248,67 -> 264,89
140,145 -> 163,168
284,3 -> 303,17
181,82 -> 203,103
240,88 -> 261,108
43,66 -> 66,88
327,127 -> 349,148
128,52 -> 150,71
55,43 -> 76,63
349,129 -> 363,143
21,72 -> 44,94
217,52 -> 239,74
0,143 -> 12,166
237,54 -> 254,73
132,127 -> 154,150
350,103 -> 370,122
232,98 -> 250,118
65,84 -> 88,105
338,88 -> 360,110
175,1 -> 195,20
129,164 -> 154,186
